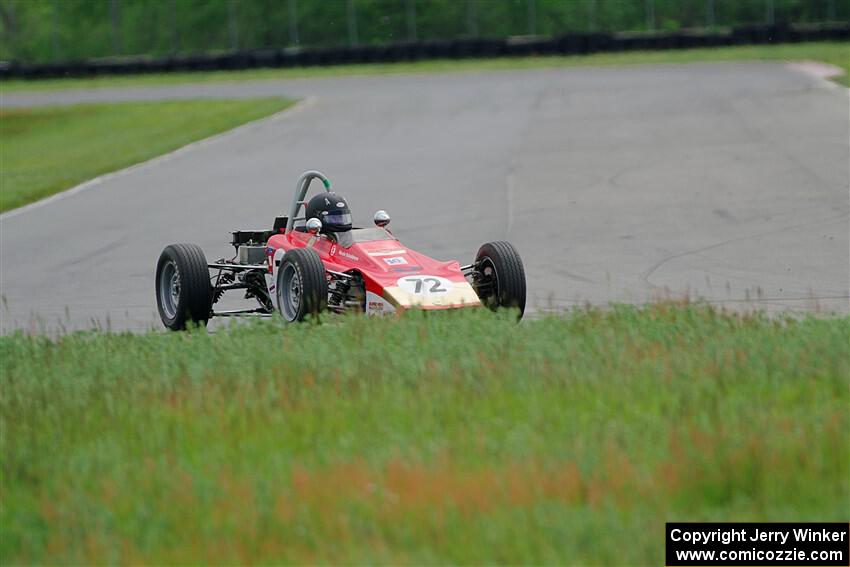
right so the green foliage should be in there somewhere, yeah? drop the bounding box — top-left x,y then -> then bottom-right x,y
0,0 -> 846,63
2,305 -> 847,563
0,97 -> 293,212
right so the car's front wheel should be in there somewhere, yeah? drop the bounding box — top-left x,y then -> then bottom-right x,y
473,241 -> 526,318
155,243 -> 212,330
277,248 -> 328,322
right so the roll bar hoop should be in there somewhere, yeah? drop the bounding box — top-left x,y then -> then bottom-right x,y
285,170 -> 333,234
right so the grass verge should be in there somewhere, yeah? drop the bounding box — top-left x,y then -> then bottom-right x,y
1,41 -> 847,92
0,98 -> 293,212
1,304 -> 847,564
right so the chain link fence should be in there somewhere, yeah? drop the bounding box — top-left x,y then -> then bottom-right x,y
0,0 -> 847,63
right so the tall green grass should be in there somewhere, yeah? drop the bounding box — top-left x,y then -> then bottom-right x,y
1,304 -> 847,564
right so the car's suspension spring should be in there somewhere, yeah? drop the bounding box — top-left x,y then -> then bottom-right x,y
211,271 -> 235,304
328,272 -> 365,313
328,278 -> 350,310
244,271 -> 273,312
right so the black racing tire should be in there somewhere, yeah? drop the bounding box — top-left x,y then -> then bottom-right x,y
474,241 -> 527,318
155,243 -> 213,331
276,248 -> 328,322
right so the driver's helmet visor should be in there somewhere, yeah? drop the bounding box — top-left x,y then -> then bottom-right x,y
324,212 -> 352,226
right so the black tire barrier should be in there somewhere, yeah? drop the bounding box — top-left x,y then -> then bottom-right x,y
1,22 -> 847,81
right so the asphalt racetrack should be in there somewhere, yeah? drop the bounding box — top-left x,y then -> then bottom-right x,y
1,62 -> 848,332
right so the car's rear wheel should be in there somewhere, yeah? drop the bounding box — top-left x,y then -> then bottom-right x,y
156,243 -> 212,330
277,248 -> 328,322
473,241 -> 526,318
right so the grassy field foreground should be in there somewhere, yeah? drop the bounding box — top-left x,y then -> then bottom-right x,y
0,98 -> 293,212
2,41 -> 848,92
1,304 -> 847,564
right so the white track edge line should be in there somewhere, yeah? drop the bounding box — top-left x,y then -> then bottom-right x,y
0,96 -> 317,221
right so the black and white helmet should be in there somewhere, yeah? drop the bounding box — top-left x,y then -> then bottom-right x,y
305,192 -> 352,233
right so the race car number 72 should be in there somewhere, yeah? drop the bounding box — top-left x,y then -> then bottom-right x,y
406,277 -> 445,293
397,275 -> 452,295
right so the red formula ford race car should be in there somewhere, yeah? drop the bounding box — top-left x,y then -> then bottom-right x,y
155,171 -> 526,330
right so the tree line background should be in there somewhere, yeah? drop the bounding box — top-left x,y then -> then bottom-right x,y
1,0 -> 846,63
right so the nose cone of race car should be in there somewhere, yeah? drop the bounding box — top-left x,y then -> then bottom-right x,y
382,274 -> 480,310
320,236 -> 482,311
